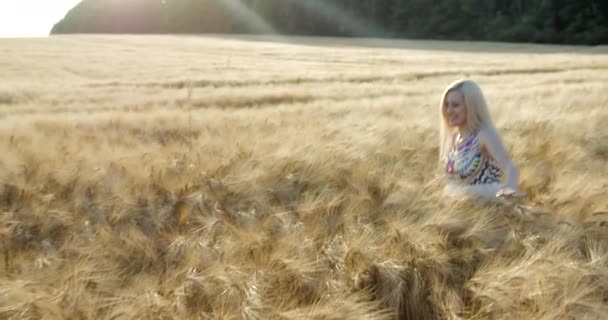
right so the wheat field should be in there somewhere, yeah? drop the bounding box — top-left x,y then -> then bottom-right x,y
1,34 -> 608,319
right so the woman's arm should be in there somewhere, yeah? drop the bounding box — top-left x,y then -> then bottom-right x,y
478,127 -> 524,197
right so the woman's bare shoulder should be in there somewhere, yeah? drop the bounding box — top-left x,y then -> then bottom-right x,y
477,126 -> 502,145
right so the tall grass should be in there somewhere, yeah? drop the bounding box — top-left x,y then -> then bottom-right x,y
0,35 -> 607,319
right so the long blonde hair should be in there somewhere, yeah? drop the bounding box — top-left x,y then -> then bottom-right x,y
439,79 -> 496,163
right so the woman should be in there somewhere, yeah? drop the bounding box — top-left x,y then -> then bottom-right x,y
439,79 -> 525,201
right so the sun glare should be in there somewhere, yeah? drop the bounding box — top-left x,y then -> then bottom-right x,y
216,0 -> 277,35
285,0 -> 387,38
0,0 -> 380,38
0,0 -> 80,37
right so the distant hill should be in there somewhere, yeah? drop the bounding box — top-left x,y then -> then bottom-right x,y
52,0 -> 608,45
51,0 -> 238,34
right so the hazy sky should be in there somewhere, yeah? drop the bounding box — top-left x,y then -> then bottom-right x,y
0,0 -> 81,37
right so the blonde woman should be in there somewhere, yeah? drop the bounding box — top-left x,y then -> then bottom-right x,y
439,79 -> 525,201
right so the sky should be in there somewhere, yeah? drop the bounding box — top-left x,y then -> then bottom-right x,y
0,0 -> 81,37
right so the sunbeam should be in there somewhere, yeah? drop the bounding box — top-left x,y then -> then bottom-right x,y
285,0 -> 388,38
216,0 -> 278,35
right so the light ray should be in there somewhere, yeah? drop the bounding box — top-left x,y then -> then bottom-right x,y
285,0 -> 388,38
216,0 -> 278,35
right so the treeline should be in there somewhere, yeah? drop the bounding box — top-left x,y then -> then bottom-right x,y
51,0 -> 608,45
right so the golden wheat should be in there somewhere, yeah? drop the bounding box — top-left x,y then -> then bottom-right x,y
0,34 -> 607,319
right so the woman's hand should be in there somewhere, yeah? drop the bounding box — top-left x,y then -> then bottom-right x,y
496,187 -> 526,198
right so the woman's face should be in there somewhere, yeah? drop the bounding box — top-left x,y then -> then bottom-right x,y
444,90 -> 467,127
